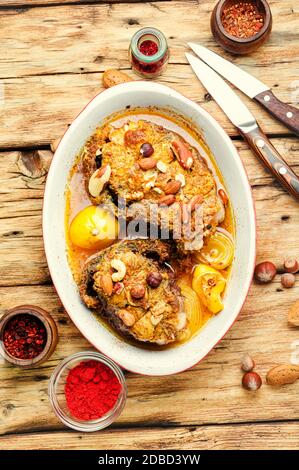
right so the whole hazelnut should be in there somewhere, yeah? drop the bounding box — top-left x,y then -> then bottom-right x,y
242,372 -> 262,391
281,273 -> 295,288
140,142 -> 154,158
284,257 -> 298,274
241,353 -> 255,372
146,272 -> 163,288
254,261 -> 276,284
130,285 -> 145,299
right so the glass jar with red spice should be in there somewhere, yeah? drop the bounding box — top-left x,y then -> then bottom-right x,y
49,351 -> 127,432
129,27 -> 169,78
0,305 -> 58,367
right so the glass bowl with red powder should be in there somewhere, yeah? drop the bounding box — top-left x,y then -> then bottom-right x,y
48,351 -> 127,432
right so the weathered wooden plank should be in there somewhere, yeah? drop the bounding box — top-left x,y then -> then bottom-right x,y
0,64 -> 297,148
0,1 -> 297,78
1,138 -> 299,433
1,278 -> 299,435
1,139 -> 299,285
0,0 -> 167,7
1,422 -> 299,450
0,1 -> 298,146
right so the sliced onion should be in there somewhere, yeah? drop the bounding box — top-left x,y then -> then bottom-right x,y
195,231 -> 234,270
178,278 -> 203,337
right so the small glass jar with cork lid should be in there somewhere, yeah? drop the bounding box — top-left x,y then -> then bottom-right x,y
129,27 -> 169,78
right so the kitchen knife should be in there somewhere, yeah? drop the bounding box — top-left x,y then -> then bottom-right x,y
185,52 -> 299,201
188,42 -> 299,137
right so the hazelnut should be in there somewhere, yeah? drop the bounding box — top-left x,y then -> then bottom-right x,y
140,142 -> 154,158
284,257 -> 298,274
254,261 -> 277,284
146,272 -> 163,288
241,353 -> 255,372
281,273 -> 295,288
242,372 -> 262,391
130,285 -> 146,299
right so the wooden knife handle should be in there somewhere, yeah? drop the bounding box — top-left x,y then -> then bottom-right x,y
255,90 -> 299,137
240,125 -> 299,201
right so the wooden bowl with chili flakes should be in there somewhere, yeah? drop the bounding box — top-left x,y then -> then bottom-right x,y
211,0 -> 272,55
0,305 -> 58,368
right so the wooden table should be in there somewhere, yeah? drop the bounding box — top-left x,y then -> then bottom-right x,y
0,0 -> 299,450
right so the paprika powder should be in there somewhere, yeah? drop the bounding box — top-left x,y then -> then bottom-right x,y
65,360 -> 121,421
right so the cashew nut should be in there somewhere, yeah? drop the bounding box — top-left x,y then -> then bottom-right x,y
111,258 -> 126,282
156,161 -> 168,173
88,164 -> 111,197
150,314 -> 163,326
118,309 -> 135,327
175,173 -> 186,187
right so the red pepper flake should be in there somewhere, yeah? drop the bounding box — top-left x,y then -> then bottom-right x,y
3,314 -> 47,360
65,360 -> 121,421
221,2 -> 264,38
139,39 -> 159,56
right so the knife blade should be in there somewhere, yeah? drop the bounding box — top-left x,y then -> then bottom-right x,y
185,52 -> 299,201
188,43 -> 299,137
185,53 -> 256,133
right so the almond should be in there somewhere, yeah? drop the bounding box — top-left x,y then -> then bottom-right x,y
171,140 -> 193,170
158,194 -> 176,206
164,180 -> 182,195
218,188 -> 229,206
138,157 -> 157,170
288,300 -> 299,326
266,364 -> 299,386
88,165 -> 111,197
99,274 -> 113,297
180,203 -> 190,225
50,138 -> 61,153
190,194 -> 203,211
102,69 -> 133,89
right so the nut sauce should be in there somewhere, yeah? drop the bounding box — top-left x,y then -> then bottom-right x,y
65,108 -> 235,349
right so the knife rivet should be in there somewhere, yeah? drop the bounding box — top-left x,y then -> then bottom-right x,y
256,139 -> 265,148
286,112 -> 293,119
264,95 -> 271,102
279,167 -> 287,175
